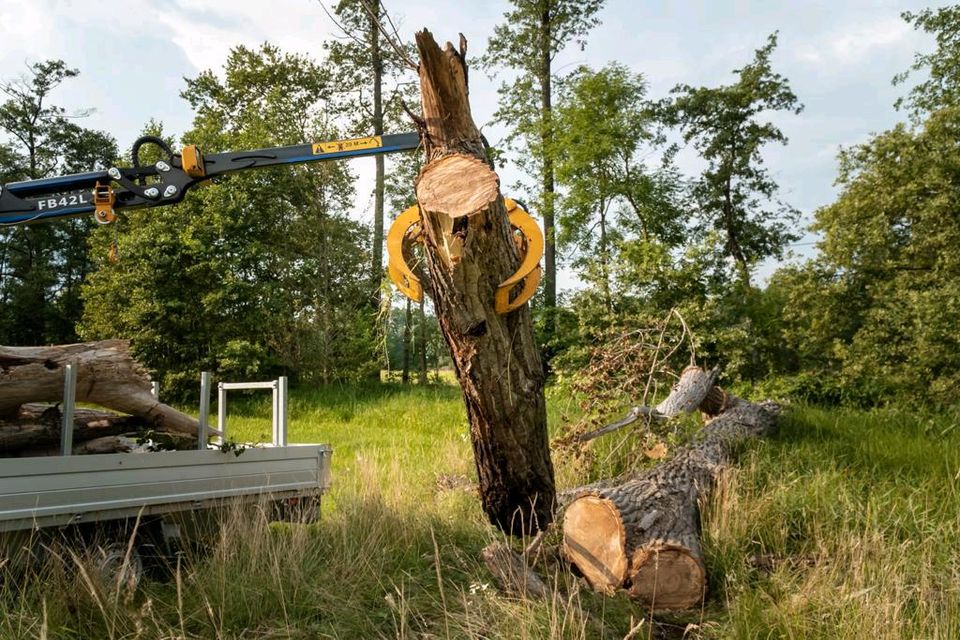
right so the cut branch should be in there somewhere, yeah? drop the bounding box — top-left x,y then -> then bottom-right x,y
576,366 -> 721,442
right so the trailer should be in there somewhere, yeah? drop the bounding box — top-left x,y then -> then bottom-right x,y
0,371 -> 332,585
0,443 -> 332,584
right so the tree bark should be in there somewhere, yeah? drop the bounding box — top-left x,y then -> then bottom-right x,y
0,403 -> 147,453
402,297 -> 412,384
562,367 -> 779,610
15,435 -> 140,457
538,6 -> 557,314
413,30 -> 555,535
0,340 -> 203,436
370,0 -> 386,311
416,296 -> 428,385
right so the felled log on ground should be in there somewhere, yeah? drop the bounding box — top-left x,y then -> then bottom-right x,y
0,340 -> 203,436
0,403 -> 147,453
413,30 -> 555,535
562,366 -> 779,610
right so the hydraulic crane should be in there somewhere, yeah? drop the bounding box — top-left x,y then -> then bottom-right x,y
0,132 -> 542,313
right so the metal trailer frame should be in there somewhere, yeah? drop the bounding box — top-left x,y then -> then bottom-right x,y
0,445 -> 332,533
1,370 -> 331,541
216,376 -> 289,447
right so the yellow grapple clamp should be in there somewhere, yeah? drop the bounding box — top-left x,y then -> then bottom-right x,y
386,198 -> 543,314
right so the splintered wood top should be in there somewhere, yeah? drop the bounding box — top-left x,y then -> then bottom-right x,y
562,495 -> 627,593
416,154 -> 500,218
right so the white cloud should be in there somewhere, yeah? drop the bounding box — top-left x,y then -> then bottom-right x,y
796,17 -> 912,66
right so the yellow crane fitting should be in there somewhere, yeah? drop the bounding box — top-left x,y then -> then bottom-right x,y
386,198 -> 543,314
93,182 -> 116,224
386,204 -> 424,303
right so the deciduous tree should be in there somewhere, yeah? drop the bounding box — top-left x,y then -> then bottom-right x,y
660,34 -> 801,286
484,0 -> 605,326
0,60 -> 117,345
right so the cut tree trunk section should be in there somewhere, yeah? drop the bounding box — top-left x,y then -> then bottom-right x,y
562,367 -> 779,610
414,29 -> 555,535
0,340 -> 202,436
0,403 -> 147,453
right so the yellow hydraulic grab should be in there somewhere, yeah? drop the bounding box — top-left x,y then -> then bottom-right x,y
386,204 -> 424,303
386,198 -> 543,314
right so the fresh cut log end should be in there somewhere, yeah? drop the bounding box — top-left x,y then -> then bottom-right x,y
562,495 -> 628,593
628,545 -> 706,611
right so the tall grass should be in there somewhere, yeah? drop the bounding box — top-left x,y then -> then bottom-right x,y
1,384 -> 958,638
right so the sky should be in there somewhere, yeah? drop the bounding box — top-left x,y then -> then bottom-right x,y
0,0 -> 936,289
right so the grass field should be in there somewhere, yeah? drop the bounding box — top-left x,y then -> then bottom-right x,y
2,382 -> 959,638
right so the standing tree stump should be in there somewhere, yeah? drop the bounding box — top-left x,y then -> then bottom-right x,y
413,29 -> 555,535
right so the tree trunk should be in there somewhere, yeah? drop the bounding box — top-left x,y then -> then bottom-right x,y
562,367 -> 779,610
413,30 -> 555,535
538,7 -> 557,314
370,0 -> 386,308
416,296 -> 428,385
0,340 -> 203,436
15,435 -> 140,457
402,297 -> 412,384
0,403 -> 148,453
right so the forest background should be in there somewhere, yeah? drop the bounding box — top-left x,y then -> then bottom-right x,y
0,1 -> 957,410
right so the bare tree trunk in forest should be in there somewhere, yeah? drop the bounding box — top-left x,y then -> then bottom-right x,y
417,296 -> 428,385
539,8 -> 557,317
598,198 -> 612,313
401,297 -> 412,383
370,0 -> 386,310
414,29 -> 556,535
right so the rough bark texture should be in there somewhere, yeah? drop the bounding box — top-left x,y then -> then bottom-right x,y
481,541 -> 548,599
0,403 -> 147,453
17,435 -> 140,457
562,367 -> 779,610
0,340 -> 202,435
414,29 -> 555,535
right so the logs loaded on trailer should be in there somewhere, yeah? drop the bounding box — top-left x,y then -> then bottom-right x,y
0,340 -> 207,456
562,366 -> 780,610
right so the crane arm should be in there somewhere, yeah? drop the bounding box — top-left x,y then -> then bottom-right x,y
0,132 -> 420,226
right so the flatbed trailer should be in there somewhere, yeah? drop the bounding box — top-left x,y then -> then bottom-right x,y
0,444 -> 332,579
0,444 -> 331,533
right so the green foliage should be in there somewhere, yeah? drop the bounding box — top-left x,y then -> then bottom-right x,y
0,60 -> 118,345
896,5 -> 960,117
80,45 -> 376,399
552,63 -> 686,313
485,0 -> 607,312
792,104 -> 960,403
659,33 -> 802,285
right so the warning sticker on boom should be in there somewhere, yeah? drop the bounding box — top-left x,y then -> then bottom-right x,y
312,136 -> 382,155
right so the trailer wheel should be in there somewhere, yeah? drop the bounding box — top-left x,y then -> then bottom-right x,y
94,542 -> 143,595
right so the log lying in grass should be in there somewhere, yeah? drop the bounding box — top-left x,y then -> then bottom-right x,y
562,367 -> 779,610
0,340 -> 202,436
